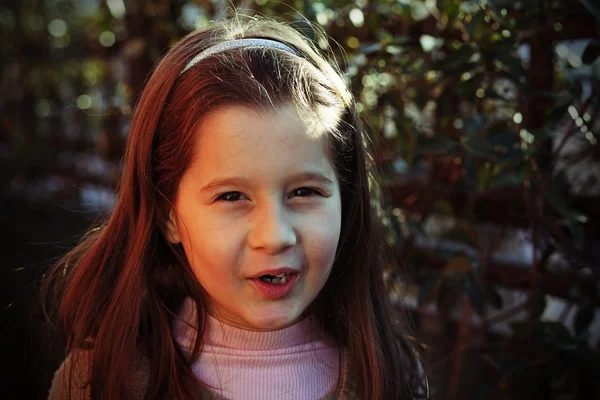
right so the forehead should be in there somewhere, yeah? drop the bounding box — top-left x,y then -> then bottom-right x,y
188,104 -> 334,179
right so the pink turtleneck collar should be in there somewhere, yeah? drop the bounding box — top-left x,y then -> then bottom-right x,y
173,298 -> 341,400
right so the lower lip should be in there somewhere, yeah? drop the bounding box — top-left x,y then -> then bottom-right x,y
250,273 -> 299,300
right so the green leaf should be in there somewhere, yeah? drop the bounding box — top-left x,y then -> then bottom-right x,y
418,279 -> 437,306
465,154 -> 477,186
445,255 -> 472,274
477,162 -> 493,192
435,44 -> 476,72
493,151 -> 525,175
465,115 -> 486,138
567,219 -> 585,248
442,225 -> 477,248
541,322 -> 572,339
547,356 -> 567,381
390,36 -> 414,47
475,383 -> 492,400
432,199 -> 455,216
487,129 -> 520,153
541,322 -> 577,351
574,304 -> 595,337
439,0 -> 461,20
415,134 -> 457,155
465,12 -> 486,41
494,55 -> 527,92
545,186 -> 588,223
579,0 -> 600,21
462,137 -> 501,160
436,279 -> 462,314
483,285 -> 504,309
489,165 -> 530,190
498,361 -> 528,388
358,42 -> 383,55
495,52 -> 526,79
575,345 -> 600,380
464,276 -> 485,316
582,41 -> 600,64
546,92 -> 574,122
510,320 -> 573,346
529,286 -> 547,320
531,126 -> 553,144
387,209 -> 403,243
405,218 -> 427,238
510,321 -> 529,338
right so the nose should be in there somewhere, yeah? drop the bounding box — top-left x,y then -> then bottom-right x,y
247,202 -> 297,254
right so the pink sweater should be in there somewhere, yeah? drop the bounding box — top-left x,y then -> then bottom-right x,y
48,300 -> 351,400
173,299 -> 341,400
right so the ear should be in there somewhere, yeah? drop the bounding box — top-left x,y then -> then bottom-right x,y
164,209 -> 181,244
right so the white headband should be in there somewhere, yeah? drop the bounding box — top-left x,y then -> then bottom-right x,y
180,38 -> 299,75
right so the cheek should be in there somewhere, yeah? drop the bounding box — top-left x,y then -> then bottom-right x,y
177,214 -> 244,275
304,203 -> 342,264
175,214 -> 209,263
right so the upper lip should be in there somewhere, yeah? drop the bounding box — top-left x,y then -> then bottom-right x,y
248,267 -> 300,279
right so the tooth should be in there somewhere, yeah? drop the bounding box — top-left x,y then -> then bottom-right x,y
280,275 -> 287,284
271,277 -> 281,284
276,273 -> 286,278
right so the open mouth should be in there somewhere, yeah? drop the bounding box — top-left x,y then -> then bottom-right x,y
251,272 -> 299,299
258,272 -> 292,285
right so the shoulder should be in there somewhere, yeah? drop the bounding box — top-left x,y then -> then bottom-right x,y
334,345 -> 429,400
326,348 -> 358,400
48,350 -> 151,400
48,350 -> 92,400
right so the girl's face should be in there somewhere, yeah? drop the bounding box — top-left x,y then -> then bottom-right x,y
166,104 -> 342,331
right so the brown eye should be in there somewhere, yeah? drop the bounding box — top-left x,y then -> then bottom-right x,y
290,187 -> 319,198
217,192 -> 245,202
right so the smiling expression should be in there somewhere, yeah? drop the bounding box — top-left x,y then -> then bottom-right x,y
166,104 -> 342,331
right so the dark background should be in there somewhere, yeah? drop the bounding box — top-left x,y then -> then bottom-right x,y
2,1 -> 600,399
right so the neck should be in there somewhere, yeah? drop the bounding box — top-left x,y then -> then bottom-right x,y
172,297 -> 342,400
173,298 -> 333,353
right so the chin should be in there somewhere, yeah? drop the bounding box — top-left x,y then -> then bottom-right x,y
247,308 -> 303,331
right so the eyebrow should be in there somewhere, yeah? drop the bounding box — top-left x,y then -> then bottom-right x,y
199,172 -> 334,193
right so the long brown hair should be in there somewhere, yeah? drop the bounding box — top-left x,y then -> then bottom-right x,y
43,15 -> 424,399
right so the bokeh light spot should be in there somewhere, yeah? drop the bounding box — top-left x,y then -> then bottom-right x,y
48,19 -> 67,37
513,112 -> 523,124
77,95 -> 92,110
99,31 -> 116,47
347,36 -> 360,49
420,35 -> 436,52
349,9 -> 364,28
26,14 -> 44,32
107,0 -> 127,19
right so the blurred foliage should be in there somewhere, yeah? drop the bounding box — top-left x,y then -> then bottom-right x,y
1,0 -> 600,398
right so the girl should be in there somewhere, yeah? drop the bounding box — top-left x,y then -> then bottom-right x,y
44,15 -> 427,400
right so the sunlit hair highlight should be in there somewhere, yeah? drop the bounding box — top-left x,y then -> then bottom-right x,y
42,15 -> 424,400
